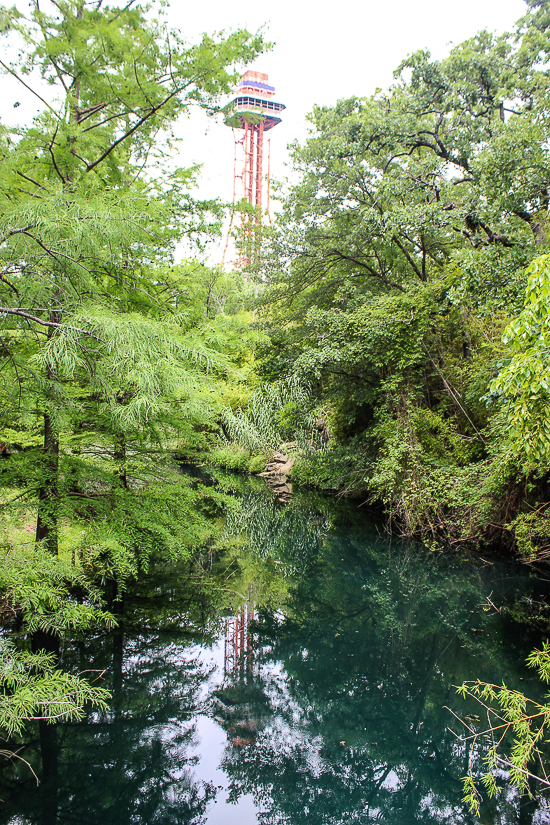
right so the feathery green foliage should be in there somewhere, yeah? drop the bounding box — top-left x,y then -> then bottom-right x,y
456,641 -> 550,815
222,375 -> 314,453
0,640 -> 110,737
0,0 -> 265,557
0,543 -> 115,634
0,0 -> 267,746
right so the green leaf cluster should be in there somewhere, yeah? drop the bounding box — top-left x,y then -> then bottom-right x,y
457,640 -> 550,816
0,639 -> 110,737
490,255 -> 550,468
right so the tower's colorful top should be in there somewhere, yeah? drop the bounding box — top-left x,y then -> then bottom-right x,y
237,70 -> 275,96
225,71 -> 285,131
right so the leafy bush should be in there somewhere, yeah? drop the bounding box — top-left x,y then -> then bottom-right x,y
222,376 -> 314,453
292,439 -> 371,495
490,255 -> 550,469
207,445 -> 268,474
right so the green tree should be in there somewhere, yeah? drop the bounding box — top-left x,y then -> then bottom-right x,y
259,3 -> 550,544
0,0 -> 265,745
490,254 -> 550,468
0,0 -> 264,551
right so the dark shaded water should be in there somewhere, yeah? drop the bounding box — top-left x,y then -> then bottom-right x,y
2,472 -> 550,824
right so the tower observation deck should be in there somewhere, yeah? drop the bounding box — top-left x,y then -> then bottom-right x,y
223,71 -> 285,267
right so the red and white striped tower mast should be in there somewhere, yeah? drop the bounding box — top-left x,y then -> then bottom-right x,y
223,71 -> 285,269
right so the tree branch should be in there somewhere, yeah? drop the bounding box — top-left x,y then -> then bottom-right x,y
0,307 -> 102,340
392,235 -> 426,281
47,127 -> 68,184
0,60 -> 61,119
86,85 -> 185,172
325,248 -> 406,292
21,231 -> 93,274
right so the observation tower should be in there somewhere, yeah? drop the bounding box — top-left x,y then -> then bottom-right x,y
223,70 -> 285,267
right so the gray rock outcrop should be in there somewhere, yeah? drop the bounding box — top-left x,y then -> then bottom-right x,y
258,450 -> 294,503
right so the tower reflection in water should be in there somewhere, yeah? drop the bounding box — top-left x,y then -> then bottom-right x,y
224,604 -> 255,680
212,601 -> 269,751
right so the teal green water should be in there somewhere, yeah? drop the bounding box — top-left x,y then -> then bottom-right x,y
2,473 -> 550,824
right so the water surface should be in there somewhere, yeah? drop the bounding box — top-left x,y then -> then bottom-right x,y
2,473 -> 550,824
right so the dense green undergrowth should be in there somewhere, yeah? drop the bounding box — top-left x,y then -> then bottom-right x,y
205,445 -> 268,474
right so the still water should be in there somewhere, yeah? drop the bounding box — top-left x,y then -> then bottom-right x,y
2,471 -> 550,824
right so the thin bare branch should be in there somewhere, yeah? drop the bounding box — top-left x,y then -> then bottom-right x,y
0,60 -> 61,119
86,85 -> 185,172
0,307 -> 103,340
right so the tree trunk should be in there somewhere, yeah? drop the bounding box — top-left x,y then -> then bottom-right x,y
35,412 -> 59,555
32,627 -> 60,825
38,719 -> 58,825
36,306 -> 62,555
114,434 -> 127,489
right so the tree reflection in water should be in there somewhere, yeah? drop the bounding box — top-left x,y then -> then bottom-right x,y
0,581 -> 221,825
218,483 -> 550,824
1,477 -> 550,824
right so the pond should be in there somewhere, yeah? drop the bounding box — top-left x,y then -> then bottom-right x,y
2,470 -> 550,824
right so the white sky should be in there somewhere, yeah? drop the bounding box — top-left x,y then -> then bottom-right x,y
0,0 -> 529,252
167,0 -> 527,205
